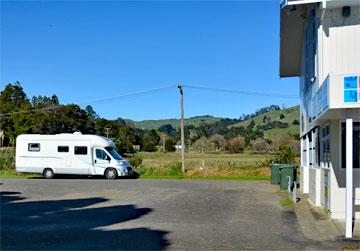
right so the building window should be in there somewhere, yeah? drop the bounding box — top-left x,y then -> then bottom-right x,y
58,146 -> 69,152
28,143 -> 40,152
302,136 -> 307,165
74,146 -> 87,155
308,132 -> 313,166
321,125 -> 330,167
341,122 -> 360,169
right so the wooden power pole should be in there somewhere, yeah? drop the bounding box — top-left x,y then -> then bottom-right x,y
178,84 -> 185,173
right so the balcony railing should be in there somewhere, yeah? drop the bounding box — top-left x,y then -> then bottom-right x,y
306,73 -> 360,122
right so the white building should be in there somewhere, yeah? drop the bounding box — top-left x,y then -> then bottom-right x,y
279,0 -> 360,238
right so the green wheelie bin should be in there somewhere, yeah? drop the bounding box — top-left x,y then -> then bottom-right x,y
279,164 -> 296,190
270,163 -> 282,185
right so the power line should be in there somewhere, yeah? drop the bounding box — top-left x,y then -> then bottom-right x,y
0,85 -> 176,117
184,85 -> 299,99
0,84 -> 298,117
77,85 -> 175,106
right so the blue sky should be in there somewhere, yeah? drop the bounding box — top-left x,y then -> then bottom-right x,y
1,0 -> 298,121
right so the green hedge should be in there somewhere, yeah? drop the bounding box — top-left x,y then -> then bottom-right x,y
0,148 -> 15,171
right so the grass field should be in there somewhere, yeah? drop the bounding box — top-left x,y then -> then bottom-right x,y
136,151 -> 274,179
0,148 -> 284,179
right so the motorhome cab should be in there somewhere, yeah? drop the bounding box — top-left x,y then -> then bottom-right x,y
15,132 -> 133,179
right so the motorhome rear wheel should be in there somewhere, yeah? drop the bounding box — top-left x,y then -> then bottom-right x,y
43,168 -> 54,179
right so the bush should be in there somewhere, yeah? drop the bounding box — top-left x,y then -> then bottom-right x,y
166,162 -> 182,176
225,136 -> 245,153
274,145 -> 295,164
164,138 -> 176,152
125,153 -> 143,168
271,133 -> 293,151
114,140 -> 134,155
280,114 -> 285,119
142,142 -> 157,152
135,162 -> 182,177
0,148 -> 15,171
292,119 -> 300,125
251,138 -> 271,152
209,134 -> 225,152
192,137 -> 212,152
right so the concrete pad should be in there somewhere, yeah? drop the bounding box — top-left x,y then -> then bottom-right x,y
1,179 -> 359,250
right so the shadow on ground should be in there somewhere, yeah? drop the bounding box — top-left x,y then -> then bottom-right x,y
0,191 -> 169,250
28,171 -> 140,180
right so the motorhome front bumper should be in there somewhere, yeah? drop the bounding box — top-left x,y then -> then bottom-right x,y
118,166 -> 133,176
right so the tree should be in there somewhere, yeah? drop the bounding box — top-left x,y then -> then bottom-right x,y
209,134 -> 225,152
225,136 -> 245,153
250,138 -> 271,152
116,117 -> 126,126
31,94 -> 59,108
292,119 -> 300,125
247,120 -> 256,130
142,130 -> 160,152
158,124 -> 176,136
0,82 -> 31,145
274,145 -> 295,164
271,133 -> 294,151
192,137 -> 211,153
0,82 -> 30,113
31,104 -> 95,135
262,115 -> 267,124
115,126 -> 139,154
164,138 -> 176,152
85,105 -> 99,121
280,114 -> 285,119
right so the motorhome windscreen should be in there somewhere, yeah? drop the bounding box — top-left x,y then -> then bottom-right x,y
105,147 -> 123,160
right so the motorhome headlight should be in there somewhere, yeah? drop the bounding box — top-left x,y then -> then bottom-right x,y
118,167 -> 128,173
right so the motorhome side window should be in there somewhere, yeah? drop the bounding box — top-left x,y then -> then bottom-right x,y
58,146 -> 69,152
74,146 -> 87,155
96,149 -> 109,160
28,143 -> 40,152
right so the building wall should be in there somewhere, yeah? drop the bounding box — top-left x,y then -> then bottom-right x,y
319,6 -> 360,85
328,120 -> 360,219
299,4 -> 360,219
300,5 -> 360,137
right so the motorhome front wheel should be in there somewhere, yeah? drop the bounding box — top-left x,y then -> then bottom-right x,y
105,168 -> 117,180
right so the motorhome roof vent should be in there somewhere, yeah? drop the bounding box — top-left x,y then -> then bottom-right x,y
73,132 -> 82,135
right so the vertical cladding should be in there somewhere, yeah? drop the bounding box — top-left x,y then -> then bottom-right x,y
322,6 -> 360,78
300,5 -> 360,137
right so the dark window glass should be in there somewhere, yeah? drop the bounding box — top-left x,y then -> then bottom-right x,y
28,143 -> 40,152
341,122 -> 360,168
105,147 -> 123,160
95,149 -> 108,160
58,146 -> 69,152
74,146 -> 87,155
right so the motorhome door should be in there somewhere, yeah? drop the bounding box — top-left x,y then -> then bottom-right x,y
94,148 -> 111,172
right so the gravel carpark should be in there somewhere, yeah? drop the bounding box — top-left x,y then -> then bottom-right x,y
0,179 -> 357,250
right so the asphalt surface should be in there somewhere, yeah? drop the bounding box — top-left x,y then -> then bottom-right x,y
0,179 -> 355,250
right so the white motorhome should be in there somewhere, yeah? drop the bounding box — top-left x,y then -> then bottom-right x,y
15,132 -> 133,179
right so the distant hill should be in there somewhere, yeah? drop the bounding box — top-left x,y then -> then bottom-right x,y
230,105 -> 300,140
125,106 -> 300,140
125,115 -> 222,130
